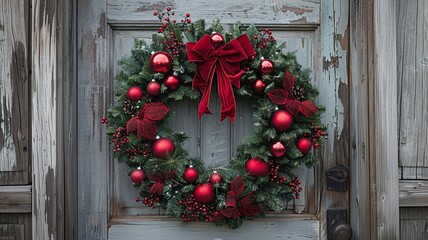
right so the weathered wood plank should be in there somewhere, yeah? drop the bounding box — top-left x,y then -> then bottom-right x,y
0,0 -> 30,185
77,0 -> 109,239
399,180 -> 428,207
108,215 -> 319,240
400,208 -> 428,240
106,0 -> 320,25
0,186 -> 31,213
0,214 -> 31,240
397,0 -> 428,180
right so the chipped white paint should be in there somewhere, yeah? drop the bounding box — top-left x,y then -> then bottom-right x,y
32,0 -> 57,238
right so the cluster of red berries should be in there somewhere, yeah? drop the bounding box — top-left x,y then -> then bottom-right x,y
101,117 -> 108,124
153,7 -> 191,58
110,127 -> 128,153
179,194 -> 217,222
269,160 -> 287,184
137,195 -> 161,208
253,28 -> 276,49
304,123 -> 328,149
125,144 -> 152,160
288,177 -> 302,199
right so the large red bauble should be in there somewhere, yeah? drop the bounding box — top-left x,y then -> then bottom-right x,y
183,167 -> 198,183
150,51 -> 171,73
253,79 -> 266,95
164,75 -> 180,91
271,141 -> 286,157
152,138 -> 175,159
130,168 -> 145,184
271,110 -> 294,133
209,172 -> 223,184
127,86 -> 143,102
260,59 -> 274,74
210,33 -> 225,48
245,158 -> 269,177
147,81 -> 161,96
194,183 -> 215,204
297,137 -> 312,155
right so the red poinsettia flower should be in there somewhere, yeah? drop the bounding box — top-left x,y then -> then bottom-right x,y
212,176 -> 261,221
126,102 -> 169,140
267,70 -> 317,117
146,171 -> 176,196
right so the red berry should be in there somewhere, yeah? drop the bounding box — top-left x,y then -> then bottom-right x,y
186,13 -> 190,17
187,19 -> 191,23
135,197 -> 140,202
153,11 -> 158,16
166,7 -> 171,11
165,17 -> 170,21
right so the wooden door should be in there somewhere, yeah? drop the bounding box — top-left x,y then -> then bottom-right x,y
0,1 -> 32,239
77,0 -> 350,239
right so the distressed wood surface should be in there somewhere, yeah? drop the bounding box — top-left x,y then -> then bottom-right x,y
77,0 -> 110,239
0,0 -> 30,185
371,0 -> 400,238
0,185 -> 31,213
107,0 -> 320,25
400,207 -> 428,240
108,215 -> 318,240
0,213 -> 31,240
349,0 -> 372,239
397,0 -> 428,180
317,0 -> 350,239
399,180 -> 428,207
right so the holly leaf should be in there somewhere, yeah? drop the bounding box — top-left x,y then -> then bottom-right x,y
126,116 -> 139,134
230,176 -> 245,196
285,100 -> 301,116
143,102 -> 170,121
139,118 -> 157,140
267,89 -> 288,105
299,100 -> 317,117
283,69 -> 295,92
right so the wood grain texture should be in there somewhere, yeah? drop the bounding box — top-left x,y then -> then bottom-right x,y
400,207 -> 428,240
397,0 -> 428,180
0,214 -> 32,240
399,180 -> 428,207
0,186 -> 31,213
0,0 -> 30,185
106,0 -> 320,25
108,215 -> 319,240
77,0 -> 110,239
371,0 -> 400,238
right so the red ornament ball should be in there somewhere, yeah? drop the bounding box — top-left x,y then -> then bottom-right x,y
127,86 -> 143,102
271,141 -> 286,157
209,172 -> 223,184
194,183 -> 215,204
210,33 -> 225,48
297,137 -> 312,155
183,167 -> 199,183
150,51 -> 171,73
260,59 -> 274,74
147,81 -> 161,96
152,138 -> 175,159
130,168 -> 145,184
253,79 -> 266,95
271,110 -> 294,133
164,75 -> 180,91
245,158 -> 269,177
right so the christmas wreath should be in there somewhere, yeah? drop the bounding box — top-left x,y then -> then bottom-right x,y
103,8 -> 327,229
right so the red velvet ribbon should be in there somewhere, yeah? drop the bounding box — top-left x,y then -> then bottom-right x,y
187,34 -> 255,122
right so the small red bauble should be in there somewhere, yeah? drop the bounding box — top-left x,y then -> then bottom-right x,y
271,110 -> 294,132
297,137 -> 312,155
209,172 -> 223,184
194,183 -> 215,204
152,138 -> 175,159
253,79 -> 266,95
260,59 -> 274,74
164,75 -> 180,91
210,33 -> 225,48
150,51 -> 171,73
147,81 -> 161,96
130,168 -> 145,184
183,167 -> 198,183
127,86 -> 143,102
271,141 -> 286,157
245,158 -> 269,177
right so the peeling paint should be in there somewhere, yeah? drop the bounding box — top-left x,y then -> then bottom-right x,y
281,5 -> 313,15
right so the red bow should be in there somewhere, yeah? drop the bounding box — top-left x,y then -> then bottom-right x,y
212,176 -> 261,221
267,70 -> 317,117
146,171 -> 176,196
187,34 -> 255,122
126,102 -> 169,140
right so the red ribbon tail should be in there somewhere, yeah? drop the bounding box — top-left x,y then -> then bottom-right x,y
217,66 -> 236,122
197,68 -> 215,119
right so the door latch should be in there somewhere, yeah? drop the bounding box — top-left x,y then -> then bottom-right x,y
325,164 -> 348,191
327,209 -> 353,240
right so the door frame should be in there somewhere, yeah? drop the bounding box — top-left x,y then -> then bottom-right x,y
30,0 -> 399,239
